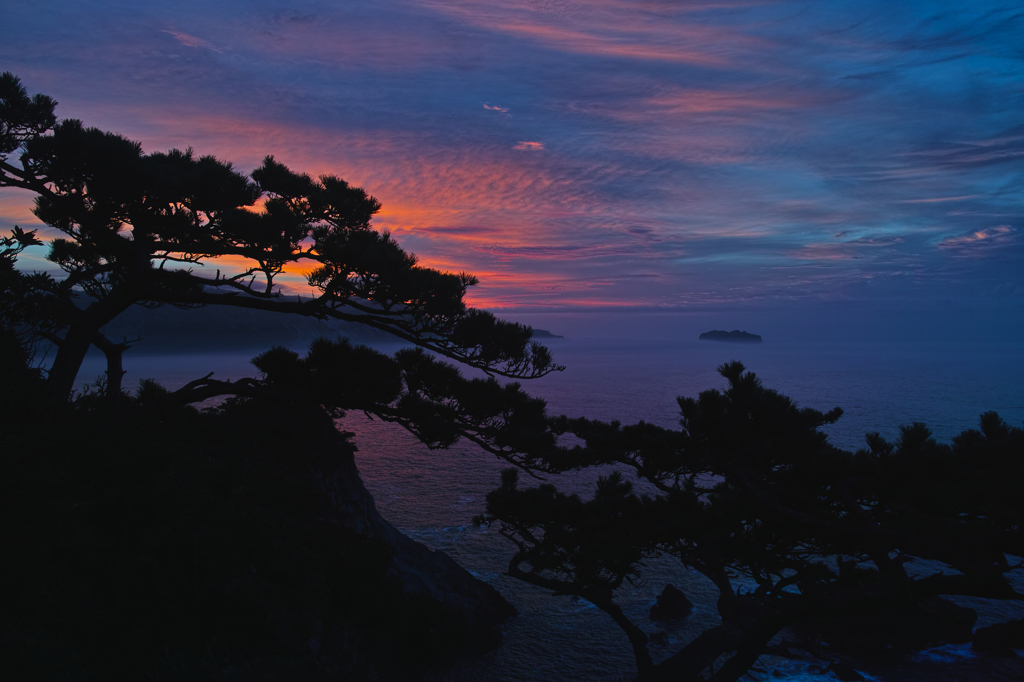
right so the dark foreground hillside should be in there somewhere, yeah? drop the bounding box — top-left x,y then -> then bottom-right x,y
1,384 -> 514,680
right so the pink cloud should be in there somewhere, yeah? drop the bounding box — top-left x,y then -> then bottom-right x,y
426,0 -> 771,67
493,22 -> 729,65
0,190 -> 43,228
642,89 -> 812,115
787,235 -> 904,261
786,243 -> 859,261
900,195 -> 979,204
162,30 -> 221,52
2,107 -> 644,306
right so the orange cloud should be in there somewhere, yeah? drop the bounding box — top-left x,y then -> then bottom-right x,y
938,225 -> 1015,250
5,107 -> 632,304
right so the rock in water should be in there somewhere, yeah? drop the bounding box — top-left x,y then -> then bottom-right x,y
649,585 -> 693,621
973,618 -> 1024,655
826,662 -> 866,681
790,596 -> 977,658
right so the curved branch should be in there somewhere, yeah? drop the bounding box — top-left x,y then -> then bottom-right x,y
141,285 -> 561,379
505,553 -> 653,673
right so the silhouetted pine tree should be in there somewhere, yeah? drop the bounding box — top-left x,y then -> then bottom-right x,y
0,72 -> 559,413
478,362 -> 1024,681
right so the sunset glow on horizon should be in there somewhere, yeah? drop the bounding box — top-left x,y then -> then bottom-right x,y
2,0 -> 1021,323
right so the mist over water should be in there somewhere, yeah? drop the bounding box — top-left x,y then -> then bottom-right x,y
76,334 -> 1024,680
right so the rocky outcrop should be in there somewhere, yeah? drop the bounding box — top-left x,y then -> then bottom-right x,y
825,662 -> 866,681
791,596 -> 977,658
3,395 -> 517,680
649,585 -> 693,621
973,618 -> 1024,655
313,421 -> 517,649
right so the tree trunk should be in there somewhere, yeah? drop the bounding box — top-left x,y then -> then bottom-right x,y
709,612 -> 790,682
87,331 -> 127,412
46,295 -> 134,408
44,324 -> 94,406
645,621 -> 746,681
101,341 -> 125,412
645,601 -> 791,682
598,597 -> 653,673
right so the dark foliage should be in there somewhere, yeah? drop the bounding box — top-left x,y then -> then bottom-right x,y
477,362 -> 1024,681
1,377 -> 474,680
0,72 -> 555,680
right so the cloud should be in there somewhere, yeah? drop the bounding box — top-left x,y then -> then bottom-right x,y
272,11 -> 318,25
423,0 -> 768,67
582,86 -> 840,126
900,195 -> 980,204
473,241 -> 667,261
0,191 -> 43,228
902,126 -> 1024,170
938,225 -> 1017,252
162,30 -> 221,52
3,0 -> 1022,311
983,282 -> 1024,299
846,236 -> 904,246
787,244 -> 860,261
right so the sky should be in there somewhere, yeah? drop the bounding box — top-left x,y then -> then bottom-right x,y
2,0 -> 1022,340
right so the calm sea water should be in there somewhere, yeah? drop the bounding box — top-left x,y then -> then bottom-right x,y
78,338 -> 1024,681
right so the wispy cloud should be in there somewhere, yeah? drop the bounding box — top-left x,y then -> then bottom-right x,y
2,0 -> 1021,311
162,30 -> 221,52
900,195 -> 980,203
938,225 -> 1017,253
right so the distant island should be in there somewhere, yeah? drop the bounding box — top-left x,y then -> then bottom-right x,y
530,329 -> 564,339
699,330 -> 762,344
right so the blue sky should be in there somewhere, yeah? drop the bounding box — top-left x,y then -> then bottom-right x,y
2,0 -> 1022,336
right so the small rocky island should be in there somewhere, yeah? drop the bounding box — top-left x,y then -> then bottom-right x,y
699,330 -> 762,344
530,329 -> 564,339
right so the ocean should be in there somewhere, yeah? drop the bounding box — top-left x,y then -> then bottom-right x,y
77,337 -> 1024,681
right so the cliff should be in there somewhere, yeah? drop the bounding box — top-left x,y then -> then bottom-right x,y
2,394 -> 516,680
